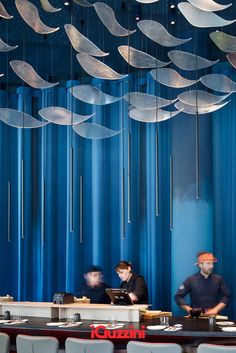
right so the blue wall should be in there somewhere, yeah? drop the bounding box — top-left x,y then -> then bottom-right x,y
171,116 -> 213,315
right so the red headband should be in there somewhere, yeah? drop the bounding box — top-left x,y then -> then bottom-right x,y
195,253 -> 217,265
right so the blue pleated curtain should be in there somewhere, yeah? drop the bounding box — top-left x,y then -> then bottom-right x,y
0,74 -> 171,310
212,63 -> 236,318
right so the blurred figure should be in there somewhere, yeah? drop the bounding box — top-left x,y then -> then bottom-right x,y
81,265 -> 110,304
115,260 -> 148,304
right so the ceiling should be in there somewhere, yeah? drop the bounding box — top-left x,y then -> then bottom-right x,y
0,0 -> 235,87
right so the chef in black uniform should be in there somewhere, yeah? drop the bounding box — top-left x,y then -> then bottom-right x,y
81,265 -> 110,304
115,260 -> 148,304
175,252 -> 231,315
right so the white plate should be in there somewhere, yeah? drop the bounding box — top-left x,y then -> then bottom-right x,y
216,321 -> 235,326
146,325 -> 166,331
106,325 -> 124,330
46,322 -> 65,326
106,325 -> 125,330
4,320 -> 28,325
221,327 -> 236,332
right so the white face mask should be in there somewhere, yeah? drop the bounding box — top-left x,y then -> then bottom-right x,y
85,272 -> 102,286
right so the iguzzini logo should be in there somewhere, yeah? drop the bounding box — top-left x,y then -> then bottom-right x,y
91,325 -> 146,339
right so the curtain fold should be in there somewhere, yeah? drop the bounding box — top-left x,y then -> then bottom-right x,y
0,75 -> 171,309
212,63 -> 236,319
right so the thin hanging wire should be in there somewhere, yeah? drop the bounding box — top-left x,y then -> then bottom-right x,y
194,30 -> 200,199
127,0 -> 132,224
6,20 -> 11,241
41,35 -> 48,246
121,79 -> 125,239
121,0 -> 131,238
79,13 -> 86,244
155,47 -> 160,217
168,0 -> 174,230
21,25 -> 26,239
147,3 -> 160,217
69,1 -> 74,233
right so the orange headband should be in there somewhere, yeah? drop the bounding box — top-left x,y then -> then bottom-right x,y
195,253 -> 217,265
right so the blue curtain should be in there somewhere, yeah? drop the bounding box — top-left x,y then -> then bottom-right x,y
0,75 -> 171,310
1,73 -> 234,316
1,74 -> 234,316
212,63 -> 236,319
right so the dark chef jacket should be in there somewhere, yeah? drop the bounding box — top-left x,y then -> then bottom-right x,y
120,273 -> 148,304
81,283 -> 110,304
174,272 -> 231,310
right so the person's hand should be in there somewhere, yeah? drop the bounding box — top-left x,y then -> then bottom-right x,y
186,306 -> 192,313
181,305 -> 192,314
129,292 -> 138,303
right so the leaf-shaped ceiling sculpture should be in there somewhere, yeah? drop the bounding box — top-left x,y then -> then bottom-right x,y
135,0 -> 159,2
178,90 -> 230,106
186,0 -> 231,12
76,53 -> 127,80
118,46 -> 170,69
168,50 -> 219,70
15,0 -> 59,34
210,31 -> 236,53
0,108 -> 49,128
178,2 -> 235,28
150,68 -> 196,88
227,53 -> 236,69
137,20 -> 191,47
129,107 -> 181,123
39,107 -> 94,125
124,92 -> 175,110
64,24 -> 108,57
39,0 -> 61,12
200,74 -> 236,93
73,123 -> 122,139
0,38 -> 18,52
69,85 -> 122,105
0,2 -> 13,19
73,0 -> 93,7
94,2 -> 136,37
10,60 -> 59,89
175,100 -> 229,115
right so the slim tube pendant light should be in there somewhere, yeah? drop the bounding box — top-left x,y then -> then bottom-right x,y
8,181 -> 11,242
169,155 -> 173,230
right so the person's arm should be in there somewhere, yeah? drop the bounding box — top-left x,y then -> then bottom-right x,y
205,303 -> 226,315
130,276 -> 147,302
80,284 -> 86,297
219,278 -> 231,307
205,278 -> 231,315
174,279 -> 192,313
129,292 -> 138,302
180,304 -> 192,313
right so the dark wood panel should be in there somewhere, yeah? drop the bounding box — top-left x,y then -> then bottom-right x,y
1,316 -> 236,351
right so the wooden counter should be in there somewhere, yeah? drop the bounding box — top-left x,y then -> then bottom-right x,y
0,302 -> 148,322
